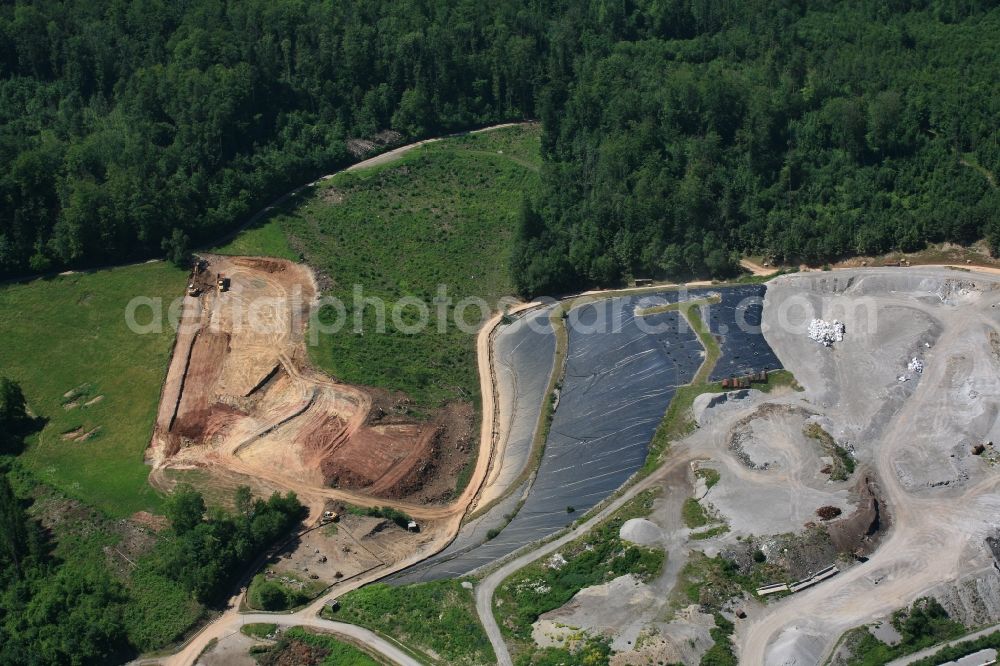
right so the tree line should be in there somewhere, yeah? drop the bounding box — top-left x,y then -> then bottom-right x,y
0,0 -> 545,275
511,0 -> 1000,294
0,375 -> 306,663
2,1 -> 998,289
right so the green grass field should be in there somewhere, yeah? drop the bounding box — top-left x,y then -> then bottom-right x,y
682,497 -> 710,528
257,626 -> 381,666
239,623 -> 277,639
214,124 -> 541,410
0,262 -> 185,517
324,579 -> 494,665
214,217 -> 298,261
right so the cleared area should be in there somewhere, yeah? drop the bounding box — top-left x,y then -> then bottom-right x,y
736,268 -> 1000,665
477,268 -> 1000,665
0,261 -> 184,516
148,255 -> 450,503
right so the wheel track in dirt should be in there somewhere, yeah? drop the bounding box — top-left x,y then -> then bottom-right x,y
472,267 -> 1000,665
149,123 -> 545,665
156,305 -> 515,666
737,271 -> 1000,664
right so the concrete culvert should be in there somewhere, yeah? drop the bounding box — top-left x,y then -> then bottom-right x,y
620,518 -> 662,546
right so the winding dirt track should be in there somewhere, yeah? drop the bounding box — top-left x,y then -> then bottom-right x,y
737,267 -> 1000,664
151,125 -> 537,666
475,450 -> 699,666
475,265 -> 1000,666
740,258 -> 780,277
199,613 -> 420,666
158,303 -> 514,666
152,131 -> 1000,664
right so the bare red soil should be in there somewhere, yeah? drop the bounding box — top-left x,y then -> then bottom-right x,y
147,255 -> 459,501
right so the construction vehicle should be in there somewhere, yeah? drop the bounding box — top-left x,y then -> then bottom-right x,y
187,259 -> 209,297
216,273 -> 229,293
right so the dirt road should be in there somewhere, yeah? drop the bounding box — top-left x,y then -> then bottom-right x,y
737,267 -> 1000,664
474,450 -> 698,666
885,621 -> 1000,665
158,303 -> 514,666
339,122 -> 530,174
154,185 -> 539,666
473,265 -> 1000,665
160,535 -> 436,666
206,122 -> 534,252
163,611 -> 421,666
241,614 -> 419,665
472,298 -> 724,664
739,258 -> 780,276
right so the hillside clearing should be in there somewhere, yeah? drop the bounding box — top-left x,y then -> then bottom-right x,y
214,124 -> 541,411
0,262 -> 185,516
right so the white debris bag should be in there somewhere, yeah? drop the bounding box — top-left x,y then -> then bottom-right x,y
808,319 -> 846,347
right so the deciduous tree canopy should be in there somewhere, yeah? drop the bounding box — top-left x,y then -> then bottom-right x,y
0,0 -> 544,276
511,1 -> 1000,294
3,1 -> 998,289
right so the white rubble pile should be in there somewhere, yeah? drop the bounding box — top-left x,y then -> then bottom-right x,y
545,553 -> 567,570
808,319 -> 846,347
619,518 -> 662,546
908,357 -> 924,374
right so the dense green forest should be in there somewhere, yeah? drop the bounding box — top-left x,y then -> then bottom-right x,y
0,376 -> 306,664
512,0 -> 1000,294
2,0 -> 999,290
2,3 -> 999,662
0,0 -> 543,275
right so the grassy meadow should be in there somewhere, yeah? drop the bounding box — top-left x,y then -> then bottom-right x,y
215,124 -> 541,409
0,262 -> 185,516
324,579 -> 494,665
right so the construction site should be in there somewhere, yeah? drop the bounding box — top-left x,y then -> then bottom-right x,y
147,254 -> 477,517
502,267 -> 1000,666
157,259 -> 1000,666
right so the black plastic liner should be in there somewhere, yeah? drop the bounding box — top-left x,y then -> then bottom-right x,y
391,306 -> 557,583
704,285 -> 782,381
391,285 -> 780,583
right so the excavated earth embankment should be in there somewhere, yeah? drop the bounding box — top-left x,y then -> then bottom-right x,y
148,255 -> 467,501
